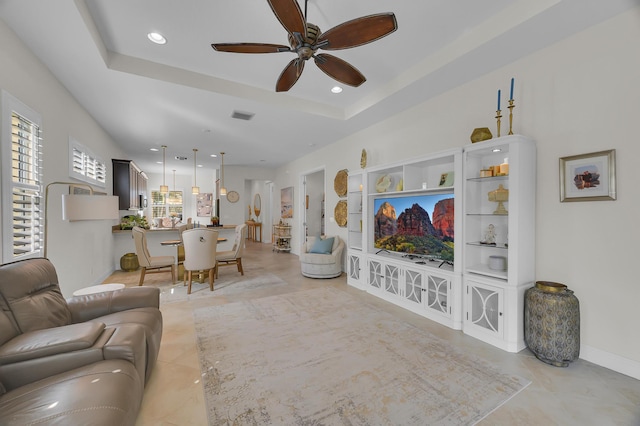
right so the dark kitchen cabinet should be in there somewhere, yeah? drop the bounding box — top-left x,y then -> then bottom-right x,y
112,159 -> 148,210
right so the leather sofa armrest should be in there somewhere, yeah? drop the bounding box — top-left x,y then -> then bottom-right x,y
67,287 -> 160,323
0,322 -> 105,365
0,323 -> 148,392
103,325 -> 147,386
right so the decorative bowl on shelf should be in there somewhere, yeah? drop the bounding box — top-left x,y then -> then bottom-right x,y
470,127 -> 493,143
488,184 -> 509,215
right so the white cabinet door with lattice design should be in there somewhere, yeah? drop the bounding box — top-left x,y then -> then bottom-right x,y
464,278 -> 504,345
347,252 -> 364,289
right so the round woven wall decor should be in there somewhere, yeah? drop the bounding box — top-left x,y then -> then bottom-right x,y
334,200 -> 347,227
334,169 -> 348,197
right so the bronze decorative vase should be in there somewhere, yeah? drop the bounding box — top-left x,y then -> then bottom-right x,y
120,253 -> 139,271
524,281 -> 580,367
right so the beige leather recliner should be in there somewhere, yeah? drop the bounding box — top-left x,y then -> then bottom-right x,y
0,257 -> 163,425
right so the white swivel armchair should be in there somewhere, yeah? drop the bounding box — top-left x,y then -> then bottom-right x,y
182,228 -> 219,294
132,226 -> 176,286
300,235 -> 344,278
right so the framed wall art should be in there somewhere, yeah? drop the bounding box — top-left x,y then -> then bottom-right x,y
281,186 -> 293,218
559,149 -> 616,202
196,193 -> 213,216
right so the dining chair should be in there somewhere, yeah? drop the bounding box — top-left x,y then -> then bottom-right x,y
216,224 -> 248,276
174,223 -> 195,284
132,226 -> 176,286
182,228 -> 219,294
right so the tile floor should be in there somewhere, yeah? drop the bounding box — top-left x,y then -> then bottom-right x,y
106,241 -> 640,425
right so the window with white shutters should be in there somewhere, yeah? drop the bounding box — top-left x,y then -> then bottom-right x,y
1,91 -> 43,262
69,138 -> 106,187
151,190 -> 183,220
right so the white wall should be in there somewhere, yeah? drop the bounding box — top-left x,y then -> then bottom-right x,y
274,8 -> 640,376
0,20 -> 127,295
218,166 -> 275,228
304,169 -> 325,239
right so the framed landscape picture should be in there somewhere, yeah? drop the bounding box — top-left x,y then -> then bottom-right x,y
281,186 -> 293,218
559,149 -> 616,202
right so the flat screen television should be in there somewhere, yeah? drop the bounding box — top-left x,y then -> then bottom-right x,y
373,192 -> 454,261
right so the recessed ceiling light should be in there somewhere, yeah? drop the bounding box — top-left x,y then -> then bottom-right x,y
492,148 -> 502,153
150,147 -> 159,152
147,32 -> 167,45
210,154 -> 218,158
156,161 -> 163,164
331,86 -> 343,94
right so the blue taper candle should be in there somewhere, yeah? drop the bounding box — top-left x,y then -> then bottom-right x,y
510,78 -> 514,100
497,89 -> 501,110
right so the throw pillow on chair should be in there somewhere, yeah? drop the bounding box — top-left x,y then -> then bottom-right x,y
309,237 -> 334,254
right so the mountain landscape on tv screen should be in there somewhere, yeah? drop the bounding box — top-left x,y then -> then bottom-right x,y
374,198 -> 454,260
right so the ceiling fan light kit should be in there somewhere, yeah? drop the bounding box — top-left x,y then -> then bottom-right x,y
211,0 -> 398,92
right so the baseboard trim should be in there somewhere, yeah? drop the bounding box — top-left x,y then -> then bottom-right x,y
581,344 -> 640,380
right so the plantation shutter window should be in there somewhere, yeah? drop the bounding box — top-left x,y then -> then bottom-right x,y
69,139 -> 106,187
2,91 -> 44,262
151,190 -> 183,221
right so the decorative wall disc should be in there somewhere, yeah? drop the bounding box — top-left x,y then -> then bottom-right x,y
334,200 -> 347,227
334,169 -> 348,197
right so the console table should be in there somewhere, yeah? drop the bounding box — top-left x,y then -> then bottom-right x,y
246,221 -> 262,242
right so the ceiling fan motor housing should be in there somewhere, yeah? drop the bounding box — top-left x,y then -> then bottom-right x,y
288,23 -> 320,49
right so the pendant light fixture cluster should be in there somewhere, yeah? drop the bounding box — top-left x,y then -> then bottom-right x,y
160,145 -> 169,194
192,148 -> 200,195
219,151 -> 227,196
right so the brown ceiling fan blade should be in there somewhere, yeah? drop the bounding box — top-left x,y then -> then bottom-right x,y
317,13 -> 398,50
267,0 -> 306,37
314,54 -> 365,87
276,59 -> 305,92
212,43 -> 290,54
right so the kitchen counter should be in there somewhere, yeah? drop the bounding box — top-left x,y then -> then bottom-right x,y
112,224 -> 237,233
112,225 -> 236,270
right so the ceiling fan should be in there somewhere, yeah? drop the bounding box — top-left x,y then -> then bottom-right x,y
211,0 -> 398,92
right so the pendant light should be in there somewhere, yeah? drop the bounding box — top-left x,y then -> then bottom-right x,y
192,148 -> 200,195
169,169 -> 178,204
219,151 -> 227,196
160,145 -> 169,194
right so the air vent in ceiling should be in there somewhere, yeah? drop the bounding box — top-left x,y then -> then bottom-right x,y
231,110 -> 255,121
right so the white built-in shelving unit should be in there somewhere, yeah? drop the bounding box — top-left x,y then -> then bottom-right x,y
346,136 -> 536,352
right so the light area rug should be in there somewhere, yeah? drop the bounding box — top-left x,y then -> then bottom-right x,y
194,287 -> 530,425
158,272 -> 289,305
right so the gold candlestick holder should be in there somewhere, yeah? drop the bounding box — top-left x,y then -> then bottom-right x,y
495,109 -> 502,137
508,99 -> 515,135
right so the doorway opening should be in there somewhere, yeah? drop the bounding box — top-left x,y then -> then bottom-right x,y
300,167 -> 325,248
